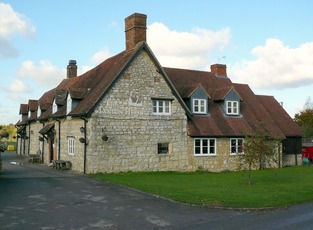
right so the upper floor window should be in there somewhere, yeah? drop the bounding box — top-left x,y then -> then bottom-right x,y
66,97 -> 72,114
152,100 -> 171,115
194,138 -> 216,156
37,106 -> 41,118
52,100 -> 58,114
193,99 -> 206,114
230,138 -> 243,155
226,101 -> 239,115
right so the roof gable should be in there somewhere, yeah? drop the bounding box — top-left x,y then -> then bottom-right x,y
68,42 -> 191,117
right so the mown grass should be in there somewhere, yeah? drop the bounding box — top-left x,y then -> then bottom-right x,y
90,166 -> 313,208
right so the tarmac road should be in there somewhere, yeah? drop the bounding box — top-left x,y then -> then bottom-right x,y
1,151 -> 313,230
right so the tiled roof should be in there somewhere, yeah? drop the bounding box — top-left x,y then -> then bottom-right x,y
164,68 -> 302,139
18,40 -> 302,139
69,43 -> 144,116
38,88 -> 56,111
19,104 -> 28,115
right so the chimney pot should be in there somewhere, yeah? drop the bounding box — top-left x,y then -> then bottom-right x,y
125,13 -> 147,50
67,60 -> 77,79
211,64 -> 227,77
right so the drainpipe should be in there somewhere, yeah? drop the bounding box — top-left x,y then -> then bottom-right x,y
14,126 -> 19,155
80,117 -> 88,174
28,123 -> 31,156
55,119 -> 61,160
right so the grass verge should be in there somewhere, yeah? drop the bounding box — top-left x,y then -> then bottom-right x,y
90,166 -> 313,208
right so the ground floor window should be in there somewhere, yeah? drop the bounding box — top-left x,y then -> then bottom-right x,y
67,136 -> 75,156
158,143 -> 169,154
230,138 -> 243,155
194,138 -> 216,155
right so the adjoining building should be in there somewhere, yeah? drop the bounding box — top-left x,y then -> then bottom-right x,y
16,13 -> 303,173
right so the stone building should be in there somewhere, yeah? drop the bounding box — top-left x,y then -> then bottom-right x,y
16,13 -> 303,173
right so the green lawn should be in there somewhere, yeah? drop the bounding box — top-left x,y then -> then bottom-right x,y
90,166 -> 313,208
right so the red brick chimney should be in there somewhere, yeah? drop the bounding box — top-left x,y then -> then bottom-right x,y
125,13 -> 147,50
211,64 -> 227,77
67,60 -> 77,79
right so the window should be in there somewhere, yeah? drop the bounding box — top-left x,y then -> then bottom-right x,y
52,100 -> 58,114
230,138 -> 243,155
66,96 -> 72,114
194,138 -> 216,155
158,143 -> 169,154
68,137 -> 75,156
152,100 -> 171,115
37,106 -> 41,118
226,101 -> 239,115
193,99 -> 206,114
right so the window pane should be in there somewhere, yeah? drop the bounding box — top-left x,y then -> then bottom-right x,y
165,101 -> 170,113
238,139 -> 243,153
203,146 -> 208,154
158,143 -> 169,154
195,139 -> 201,154
153,101 -> 157,113
195,147 -> 201,154
209,139 -> 215,154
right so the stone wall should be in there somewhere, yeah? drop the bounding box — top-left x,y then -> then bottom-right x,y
29,122 -> 44,156
187,137 -> 240,172
282,154 -> 302,166
86,50 -> 189,173
56,117 -> 86,172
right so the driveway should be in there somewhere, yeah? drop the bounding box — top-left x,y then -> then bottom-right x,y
0,152 -> 312,230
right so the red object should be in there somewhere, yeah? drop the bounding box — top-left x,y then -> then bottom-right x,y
302,146 -> 313,161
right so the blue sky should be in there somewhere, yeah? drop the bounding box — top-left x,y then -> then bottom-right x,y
1,0 -> 313,124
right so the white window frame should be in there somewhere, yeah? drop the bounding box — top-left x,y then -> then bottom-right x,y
52,99 -> 58,114
193,99 -> 206,114
66,96 -> 72,114
226,101 -> 239,115
37,105 -> 41,118
230,138 -> 244,155
194,138 -> 216,156
68,136 -> 75,156
152,100 -> 171,115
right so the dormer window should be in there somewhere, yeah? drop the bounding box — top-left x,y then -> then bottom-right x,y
66,96 -> 72,114
226,101 -> 239,115
193,99 -> 206,114
37,105 -> 41,118
52,100 -> 57,114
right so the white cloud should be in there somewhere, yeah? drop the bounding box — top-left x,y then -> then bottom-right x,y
230,38 -> 313,89
0,2 -> 35,59
91,48 -> 111,64
16,60 -> 65,87
147,22 -> 231,69
8,79 -> 32,94
82,48 -> 112,74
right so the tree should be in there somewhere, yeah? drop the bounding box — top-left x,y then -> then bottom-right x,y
294,97 -> 313,138
238,126 -> 281,185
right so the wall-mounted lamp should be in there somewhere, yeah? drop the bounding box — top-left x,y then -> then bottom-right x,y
79,137 -> 86,144
30,130 -> 34,135
80,127 -> 85,133
102,135 -> 109,141
38,136 -> 44,141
